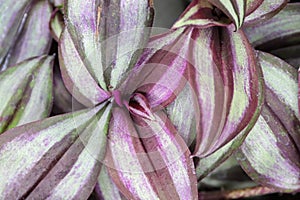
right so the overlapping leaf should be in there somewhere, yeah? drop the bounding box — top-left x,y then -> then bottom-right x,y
236,52 -> 300,191
0,0 -> 32,65
0,56 -> 54,133
50,8 -> 64,42
105,105 -> 197,199
1,0 -> 52,70
172,0 -> 231,29
190,26 -> 263,158
122,28 -> 192,110
93,165 -> 125,200
244,3 -> 300,67
244,4 -> 300,50
244,0 -> 287,25
59,29 -> 111,107
64,0 -> 154,92
0,102 -> 112,199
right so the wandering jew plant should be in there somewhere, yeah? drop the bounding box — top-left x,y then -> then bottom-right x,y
0,0 -> 299,199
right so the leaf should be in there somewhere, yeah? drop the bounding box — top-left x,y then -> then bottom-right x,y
0,56 -> 54,134
50,8 -> 64,42
1,0 -> 52,70
236,51 -> 300,191
166,83 -> 197,147
245,0 -> 264,16
244,0 -> 287,25
122,28 -> 192,110
59,28 -> 111,107
93,165 -> 125,200
192,26 -> 264,157
0,102 -> 112,199
52,72 -> 84,114
172,0 -> 231,29
65,0 -> 154,90
105,106 -> 198,199
0,0 -> 32,64
244,4 -> 300,50
207,0 -> 246,29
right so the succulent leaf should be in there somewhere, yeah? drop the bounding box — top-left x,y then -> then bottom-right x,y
0,56 -> 54,133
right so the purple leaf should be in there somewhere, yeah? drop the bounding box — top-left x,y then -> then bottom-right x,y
2,0 -> 52,70
65,0 -> 154,90
172,0 -> 231,29
105,106 -> 198,199
122,28 -> 192,110
244,4 -> 300,50
236,51 -> 300,191
0,56 -> 54,133
59,28 -> 111,107
244,0 -> 288,25
192,26 -> 263,158
0,102 -> 111,199
93,165 -> 125,200
166,84 -> 198,147
207,0 -> 246,29
0,0 -> 32,65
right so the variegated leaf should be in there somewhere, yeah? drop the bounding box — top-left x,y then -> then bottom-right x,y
244,4 -> 300,50
65,0 -> 154,90
192,26 -> 263,158
236,51 -> 300,191
105,105 -> 198,199
0,56 -> 54,133
122,28 -> 192,110
172,0 -> 231,29
93,165 -> 125,200
59,28 -> 111,107
1,0 -> 52,70
0,0 -> 32,65
0,102 -> 112,199
166,83 -> 197,147
244,0 -> 287,25
50,8 -> 64,42
207,0 -> 246,29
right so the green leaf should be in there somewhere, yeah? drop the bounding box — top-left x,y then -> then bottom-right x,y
0,56 -> 54,133
50,8 -> 64,42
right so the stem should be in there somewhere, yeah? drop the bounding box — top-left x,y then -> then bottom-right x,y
199,186 -> 279,199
